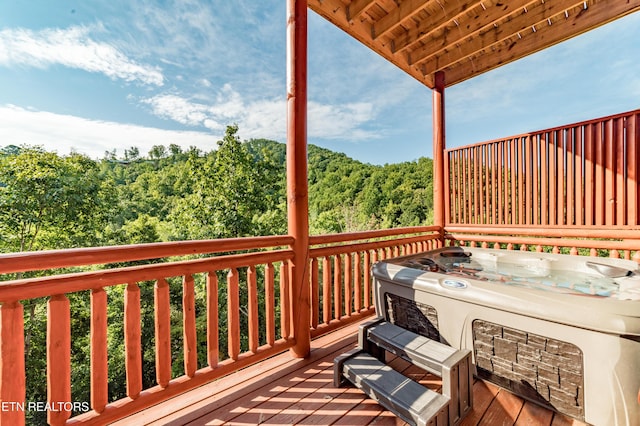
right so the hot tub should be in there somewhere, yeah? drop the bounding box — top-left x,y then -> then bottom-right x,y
372,246 -> 640,426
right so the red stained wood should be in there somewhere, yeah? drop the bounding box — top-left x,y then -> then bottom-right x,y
47,294 -> 72,426
0,301 -> 26,426
540,134 -> 548,225
515,401 -> 554,425
344,253 -> 352,316
478,386 -> 524,426
227,269 -> 240,360
308,226 -> 439,245
627,115 -> 638,225
584,123 -> 595,225
206,272 -> 219,367
363,250 -> 371,309
279,262 -> 290,339
247,266 -> 259,353
445,150 -> 451,224
595,121 -> 605,225
574,127 -> 583,226
566,129 -> 574,225
310,258 -> 319,328
91,288 -> 109,412
511,139 -> 518,225
264,264 -> 275,346
333,254 -> 342,320
322,256 -> 331,325
183,274 -> 197,377
354,252 -> 362,312
154,279 -> 171,386
0,249 -> 293,302
0,235 -> 294,275
556,130 -> 565,226
615,117 -> 626,226
433,70 -> 445,228
124,284 -> 142,399
286,0 -> 311,359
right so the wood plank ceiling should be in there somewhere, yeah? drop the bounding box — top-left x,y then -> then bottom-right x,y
309,0 -> 640,88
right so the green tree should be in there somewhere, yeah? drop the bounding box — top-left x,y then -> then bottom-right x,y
0,146 -> 107,252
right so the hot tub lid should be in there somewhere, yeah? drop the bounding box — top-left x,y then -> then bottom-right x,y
373,247 -> 640,336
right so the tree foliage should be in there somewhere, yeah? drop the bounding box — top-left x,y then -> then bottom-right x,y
0,126 -> 433,416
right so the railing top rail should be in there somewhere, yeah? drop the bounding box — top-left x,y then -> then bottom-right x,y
445,107 -> 640,153
309,226 -> 440,246
0,249 -> 294,302
445,225 -> 640,240
0,235 -> 294,275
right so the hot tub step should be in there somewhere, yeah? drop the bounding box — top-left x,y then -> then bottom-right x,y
335,349 -> 450,426
364,320 -> 474,424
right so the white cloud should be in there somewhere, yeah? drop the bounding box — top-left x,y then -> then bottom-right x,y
142,85 -> 378,142
0,105 -> 218,158
0,26 -> 163,86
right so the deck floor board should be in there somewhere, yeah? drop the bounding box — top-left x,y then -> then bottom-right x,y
113,320 -> 589,426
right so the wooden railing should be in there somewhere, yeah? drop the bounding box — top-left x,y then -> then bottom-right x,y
308,226 -> 442,337
446,109 -> 640,227
445,226 -> 640,262
0,227 -> 441,425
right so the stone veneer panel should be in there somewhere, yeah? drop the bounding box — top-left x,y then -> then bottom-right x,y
384,293 -> 440,341
472,319 -> 584,420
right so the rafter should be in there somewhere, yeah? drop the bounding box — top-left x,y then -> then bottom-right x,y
442,0 -> 640,86
348,0 -> 378,22
372,0 -> 430,40
393,0 -> 486,54
411,0 -> 544,63
416,0 -> 587,73
309,0 -> 435,87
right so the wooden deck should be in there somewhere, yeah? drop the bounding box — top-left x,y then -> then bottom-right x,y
114,320 -> 588,426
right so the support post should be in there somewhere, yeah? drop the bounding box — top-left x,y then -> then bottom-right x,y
286,0 -> 311,358
433,71 -> 446,235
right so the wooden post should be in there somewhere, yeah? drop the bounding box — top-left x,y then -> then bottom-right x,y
433,71 -> 446,233
286,0 -> 311,358
0,301 -> 26,426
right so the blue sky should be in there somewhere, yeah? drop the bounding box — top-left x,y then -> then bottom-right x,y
1,1 -> 639,165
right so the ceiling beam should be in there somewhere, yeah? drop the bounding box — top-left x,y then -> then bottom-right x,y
443,0 -> 640,87
347,0 -> 378,22
416,0 -> 587,72
372,0 -> 430,40
410,0 -> 542,64
309,0 -> 435,87
393,0 -> 486,54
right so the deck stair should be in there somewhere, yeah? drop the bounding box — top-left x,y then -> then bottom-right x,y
334,319 -> 474,426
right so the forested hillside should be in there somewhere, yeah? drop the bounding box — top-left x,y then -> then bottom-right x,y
0,125 -> 432,423
0,125 -> 434,254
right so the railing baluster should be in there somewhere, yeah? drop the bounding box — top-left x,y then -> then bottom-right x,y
228,268 -> 240,360
279,262 -> 291,339
322,257 -> 331,325
0,301 -> 25,426
363,251 -> 371,309
344,253 -> 352,316
207,272 -> 219,366
354,252 -> 362,313
124,283 -> 142,399
627,115 -> 638,225
91,288 -> 109,411
310,258 -> 319,329
265,263 -> 275,346
47,294 -> 71,425
155,278 -> 171,386
605,119 -> 615,225
333,255 -> 342,320
183,274 -> 197,377
248,266 -> 259,353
